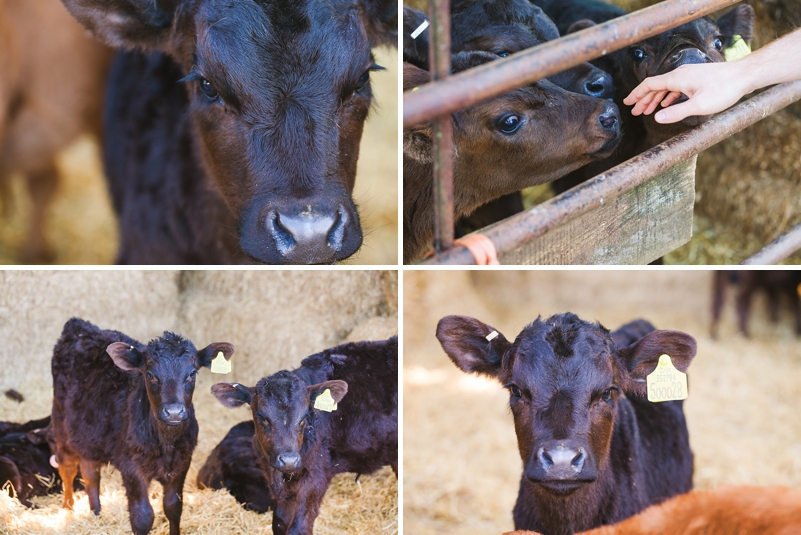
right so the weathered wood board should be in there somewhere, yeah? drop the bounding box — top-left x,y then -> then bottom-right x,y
499,156 -> 697,265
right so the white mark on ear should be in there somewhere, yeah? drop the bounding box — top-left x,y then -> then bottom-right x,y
410,20 -> 429,39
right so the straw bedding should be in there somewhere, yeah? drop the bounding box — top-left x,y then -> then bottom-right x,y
404,270 -> 801,534
0,46 -> 398,265
0,270 -> 398,534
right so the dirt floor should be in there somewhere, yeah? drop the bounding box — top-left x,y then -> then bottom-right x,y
403,270 -> 801,535
0,271 -> 398,534
0,46 -> 398,266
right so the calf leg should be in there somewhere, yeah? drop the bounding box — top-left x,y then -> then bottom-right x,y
57,452 -> 80,509
710,271 -> 726,339
161,470 -> 188,535
272,499 -> 298,535
79,458 -> 102,515
122,472 -> 155,535
21,162 -> 57,264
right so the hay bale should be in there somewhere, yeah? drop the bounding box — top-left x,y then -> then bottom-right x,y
0,270 -> 398,534
404,271 -> 801,534
175,270 -> 395,380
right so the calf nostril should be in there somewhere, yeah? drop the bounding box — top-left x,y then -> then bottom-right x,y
327,205 -> 349,252
538,447 -> 554,468
584,77 -> 606,98
599,113 -> 618,130
267,210 -> 296,256
572,448 -> 585,470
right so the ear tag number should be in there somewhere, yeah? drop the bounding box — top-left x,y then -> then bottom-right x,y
210,351 -> 231,374
725,35 -> 751,62
314,389 -> 337,412
647,354 -> 688,403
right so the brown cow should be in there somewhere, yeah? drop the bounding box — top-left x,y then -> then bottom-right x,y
504,486 -> 801,535
0,0 -> 111,263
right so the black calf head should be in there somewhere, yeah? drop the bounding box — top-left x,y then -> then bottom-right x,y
107,334 -> 234,425
436,313 -> 696,496
212,372 -> 347,474
446,0 -> 615,99
570,5 -> 754,136
62,0 -> 396,264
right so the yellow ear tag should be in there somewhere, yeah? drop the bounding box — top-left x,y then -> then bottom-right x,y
725,35 -> 751,62
646,354 -> 688,403
210,351 -> 231,374
313,388 -> 337,412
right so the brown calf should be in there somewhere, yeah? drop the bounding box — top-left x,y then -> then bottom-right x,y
505,485 -> 801,535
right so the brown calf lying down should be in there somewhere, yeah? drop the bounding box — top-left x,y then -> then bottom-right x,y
505,486 -> 801,535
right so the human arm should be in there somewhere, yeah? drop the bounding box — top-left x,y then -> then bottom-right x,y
623,27 -> 801,124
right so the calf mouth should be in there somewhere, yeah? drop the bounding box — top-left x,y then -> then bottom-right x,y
537,480 -> 589,496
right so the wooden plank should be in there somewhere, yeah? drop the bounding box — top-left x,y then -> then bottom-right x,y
499,156 -> 696,265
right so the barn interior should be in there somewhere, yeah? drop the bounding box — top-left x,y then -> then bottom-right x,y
0,270 -> 398,534
404,270 -> 801,534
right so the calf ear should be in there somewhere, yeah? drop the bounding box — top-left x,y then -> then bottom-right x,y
309,380 -> 349,403
61,0 -> 180,50
566,19 -> 597,35
616,330 -> 697,396
107,342 -> 145,371
211,383 -> 253,408
359,0 -> 398,48
436,315 -> 511,379
715,5 -> 755,43
197,343 -> 236,369
26,429 -> 47,446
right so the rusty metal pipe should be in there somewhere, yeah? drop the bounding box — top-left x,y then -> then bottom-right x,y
421,80 -> 801,265
404,0 -> 740,129
740,223 -> 801,265
428,0 -> 454,251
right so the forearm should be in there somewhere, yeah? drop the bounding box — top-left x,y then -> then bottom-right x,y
738,27 -> 801,93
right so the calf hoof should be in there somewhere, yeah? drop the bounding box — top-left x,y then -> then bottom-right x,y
63,496 -> 74,510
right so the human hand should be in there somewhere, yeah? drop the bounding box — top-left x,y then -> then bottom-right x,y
623,62 -> 753,124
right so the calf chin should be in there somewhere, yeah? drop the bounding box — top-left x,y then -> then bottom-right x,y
238,195 -> 362,265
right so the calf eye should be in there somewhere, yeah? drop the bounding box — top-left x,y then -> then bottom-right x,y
713,37 -> 723,51
498,114 -> 523,134
630,48 -> 646,62
497,51 -> 510,58
355,71 -> 370,94
601,389 -> 613,402
146,372 -> 159,385
505,383 -> 523,400
186,371 -> 197,383
199,78 -> 219,100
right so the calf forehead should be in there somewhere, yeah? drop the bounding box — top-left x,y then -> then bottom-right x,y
255,372 -> 308,416
509,317 -> 615,392
145,334 -> 197,368
646,17 -> 718,48
195,0 -> 368,110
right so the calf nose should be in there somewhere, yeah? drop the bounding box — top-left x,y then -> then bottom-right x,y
538,442 -> 586,477
598,103 -> 619,131
668,47 -> 711,70
266,205 -> 352,264
159,404 -> 188,425
275,452 -> 301,472
583,72 -> 614,99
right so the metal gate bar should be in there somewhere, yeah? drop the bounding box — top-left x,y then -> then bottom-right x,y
420,80 -> 801,265
740,222 -> 801,265
404,0 -> 740,128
